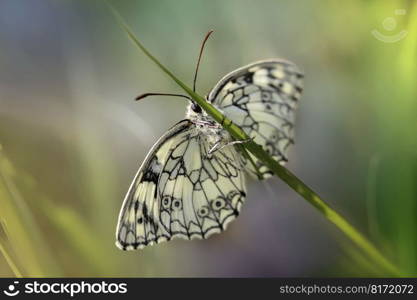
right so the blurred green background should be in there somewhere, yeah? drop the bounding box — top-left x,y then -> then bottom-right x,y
0,0 -> 416,277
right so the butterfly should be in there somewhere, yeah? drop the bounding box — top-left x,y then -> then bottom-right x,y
115,35 -> 303,251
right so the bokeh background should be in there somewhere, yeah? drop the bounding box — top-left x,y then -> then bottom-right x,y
0,0 -> 416,277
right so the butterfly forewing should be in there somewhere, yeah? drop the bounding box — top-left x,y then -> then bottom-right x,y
116,120 -> 246,250
208,60 -> 304,179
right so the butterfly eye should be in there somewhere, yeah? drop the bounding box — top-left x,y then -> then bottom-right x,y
191,103 -> 202,113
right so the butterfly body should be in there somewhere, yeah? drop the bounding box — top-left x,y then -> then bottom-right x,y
116,59 -> 303,250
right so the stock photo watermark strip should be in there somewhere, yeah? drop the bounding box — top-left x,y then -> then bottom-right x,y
0,278 -> 416,298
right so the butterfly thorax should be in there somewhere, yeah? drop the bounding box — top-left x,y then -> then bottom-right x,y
185,102 -> 231,147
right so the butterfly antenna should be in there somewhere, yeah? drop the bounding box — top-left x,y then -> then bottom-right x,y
135,93 -> 192,101
193,30 -> 214,92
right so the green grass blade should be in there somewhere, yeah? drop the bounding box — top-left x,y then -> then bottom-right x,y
0,223 -> 23,277
0,244 -> 22,277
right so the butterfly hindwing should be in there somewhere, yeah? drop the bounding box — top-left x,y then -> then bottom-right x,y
116,120 -> 246,250
208,60 -> 304,179
158,130 -> 246,240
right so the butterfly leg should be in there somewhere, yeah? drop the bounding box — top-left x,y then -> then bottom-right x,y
207,140 -> 223,156
208,137 -> 253,155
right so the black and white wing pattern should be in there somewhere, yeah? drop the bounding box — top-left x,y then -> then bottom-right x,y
116,120 -> 246,250
207,60 -> 304,179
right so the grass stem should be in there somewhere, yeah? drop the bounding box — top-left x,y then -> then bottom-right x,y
0,240 -> 22,277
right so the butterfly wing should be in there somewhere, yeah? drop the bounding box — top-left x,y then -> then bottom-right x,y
116,120 -> 246,250
207,59 -> 304,179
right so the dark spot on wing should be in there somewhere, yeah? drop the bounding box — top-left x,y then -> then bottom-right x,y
142,169 -> 159,184
142,157 -> 161,184
295,86 -> 303,93
243,71 -> 254,83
